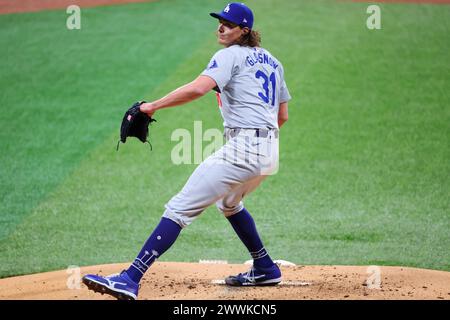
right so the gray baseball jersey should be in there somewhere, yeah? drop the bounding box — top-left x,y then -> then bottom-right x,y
163,45 -> 290,227
201,45 -> 291,129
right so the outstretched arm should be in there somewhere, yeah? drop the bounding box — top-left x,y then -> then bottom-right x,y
140,75 -> 217,116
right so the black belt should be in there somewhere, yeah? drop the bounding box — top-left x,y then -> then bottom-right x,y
225,128 -> 279,138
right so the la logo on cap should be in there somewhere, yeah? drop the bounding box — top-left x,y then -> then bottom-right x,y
224,4 -> 230,13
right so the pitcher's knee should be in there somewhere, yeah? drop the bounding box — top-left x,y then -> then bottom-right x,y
216,201 -> 244,218
163,197 -> 206,228
162,207 -> 200,228
162,190 -> 210,228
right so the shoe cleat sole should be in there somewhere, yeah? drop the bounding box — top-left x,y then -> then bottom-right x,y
82,277 -> 136,300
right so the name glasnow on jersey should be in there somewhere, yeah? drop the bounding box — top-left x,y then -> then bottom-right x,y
202,45 -> 291,129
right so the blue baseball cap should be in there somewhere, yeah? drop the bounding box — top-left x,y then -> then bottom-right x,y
210,3 -> 254,29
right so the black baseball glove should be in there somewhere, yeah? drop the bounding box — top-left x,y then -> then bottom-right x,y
116,101 -> 156,151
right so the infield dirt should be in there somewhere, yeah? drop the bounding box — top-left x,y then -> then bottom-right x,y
0,262 -> 449,300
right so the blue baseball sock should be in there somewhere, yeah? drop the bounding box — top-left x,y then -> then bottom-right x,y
227,208 -> 275,269
126,217 -> 182,283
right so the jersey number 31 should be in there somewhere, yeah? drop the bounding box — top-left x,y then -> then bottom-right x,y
255,70 -> 276,107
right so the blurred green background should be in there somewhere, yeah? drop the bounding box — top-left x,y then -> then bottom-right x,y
0,0 -> 449,278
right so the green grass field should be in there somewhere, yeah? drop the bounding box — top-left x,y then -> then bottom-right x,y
0,0 -> 449,278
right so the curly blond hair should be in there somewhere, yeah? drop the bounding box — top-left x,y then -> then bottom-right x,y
235,29 -> 261,47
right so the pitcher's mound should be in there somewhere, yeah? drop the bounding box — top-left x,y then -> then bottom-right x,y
0,262 -> 449,300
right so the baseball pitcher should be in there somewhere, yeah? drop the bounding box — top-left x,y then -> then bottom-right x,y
83,2 -> 291,300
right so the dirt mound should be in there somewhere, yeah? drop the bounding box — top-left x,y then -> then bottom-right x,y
0,262 -> 449,300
